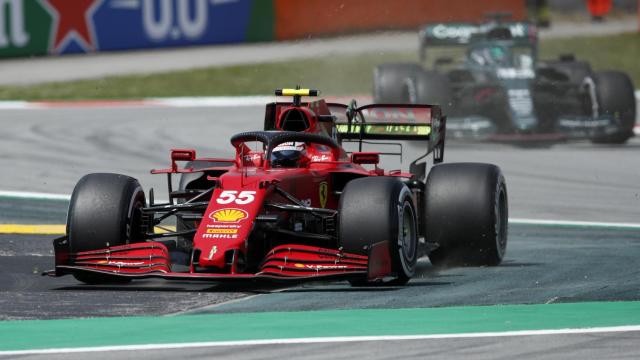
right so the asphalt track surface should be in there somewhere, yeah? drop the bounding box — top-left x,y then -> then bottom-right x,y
2,225 -> 639,319
1,105 -> 639,359
10,332 -> 640,360
1,105 -> 638,222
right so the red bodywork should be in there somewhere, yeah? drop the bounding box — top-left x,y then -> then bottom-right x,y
50,96 -> 443,283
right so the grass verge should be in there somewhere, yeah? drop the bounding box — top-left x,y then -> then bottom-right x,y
0,33 -> 638,100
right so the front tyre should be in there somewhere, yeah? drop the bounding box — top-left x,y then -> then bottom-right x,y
590,71 -> 636,144
67,173 -> 147,283
339,177 -> 418,285
425,163 -> 508,267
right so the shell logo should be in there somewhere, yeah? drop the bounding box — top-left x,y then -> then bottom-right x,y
209,208 -> 248,223
294,263 -> 305,268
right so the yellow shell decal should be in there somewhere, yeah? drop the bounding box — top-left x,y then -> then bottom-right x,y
209,208 -> 248,223
206,228 -> 238,234
294,263 -> 305,268
319,182 -> 328,208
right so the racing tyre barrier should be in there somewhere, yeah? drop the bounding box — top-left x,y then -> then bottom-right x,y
590,71 -> 636,144
339,176 -> 418,285
425,163 -> 508,267
67,173 -> 147,284
373,63 -> 423,103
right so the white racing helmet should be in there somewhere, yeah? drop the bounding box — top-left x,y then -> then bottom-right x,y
271,142 -> 305,168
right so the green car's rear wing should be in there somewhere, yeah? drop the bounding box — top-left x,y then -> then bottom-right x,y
331,103 -> 445,164
419,21 -> 538,61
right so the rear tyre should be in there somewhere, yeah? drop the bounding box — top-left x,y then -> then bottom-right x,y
339,177 -> 418,285
373,63 -> 423,103
425,163 -> 508,267
67,173 -> 147,284
590,71 -> 636,144
408,70 -> 452,110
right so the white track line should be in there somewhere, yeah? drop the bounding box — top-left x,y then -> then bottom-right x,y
150,96 -> 273,107
0,101 -> 33,110
1,325 -> 639,356
0,190 -> 71,201
509,218 -> 640,229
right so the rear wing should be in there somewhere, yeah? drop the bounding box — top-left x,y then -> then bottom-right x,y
331,103 -> 445,164
419,21 -> 537,61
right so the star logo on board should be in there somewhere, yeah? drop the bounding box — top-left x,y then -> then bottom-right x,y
39,0 -> 105,54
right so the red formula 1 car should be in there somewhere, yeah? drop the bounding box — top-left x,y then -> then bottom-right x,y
47,89 -> 508,285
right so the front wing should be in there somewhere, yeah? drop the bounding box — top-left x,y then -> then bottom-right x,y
46,238 -> 393,283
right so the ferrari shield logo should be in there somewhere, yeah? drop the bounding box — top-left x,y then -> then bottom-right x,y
319,182 -> 328,208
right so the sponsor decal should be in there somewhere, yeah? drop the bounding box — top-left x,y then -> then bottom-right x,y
209,208 -> 248,223
432,24 -> 480,40
98,260 -> 145,266
202,233 -> 238,239
273,142 -> 305,152
430,23 -> 527,41
0,0 -> 31,49
507,89 -> 534,116
207,224 -> 240,229
243,153 -> 262,162
336,124 -> 431,136
216,190 -> 256,204
0,0 -> 255,57
208,245 -> 217,260
311,154 -> 331,162
362,108 -> 430,123
319,182 -> 328,208
207,228 -> 238,234
497,68 -> 535,79
305,264 -> 348,270
293,263 -> 347,270
39,0 -> 104,54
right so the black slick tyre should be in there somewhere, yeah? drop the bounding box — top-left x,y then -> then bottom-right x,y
373,63 -> 423,103
339,177 -> 418,285
590,71 -> 636,144
425,163 -> 508,267
407,70 -> 452,110
67,173 -> 147,283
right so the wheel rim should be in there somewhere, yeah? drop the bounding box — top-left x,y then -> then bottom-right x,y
495,185 -> 508,258
126,188 -> 146,244
398,200 -> 417,272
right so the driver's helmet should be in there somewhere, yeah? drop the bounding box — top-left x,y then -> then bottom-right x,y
271,141 -> 305,168
469,45 -> 511,66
